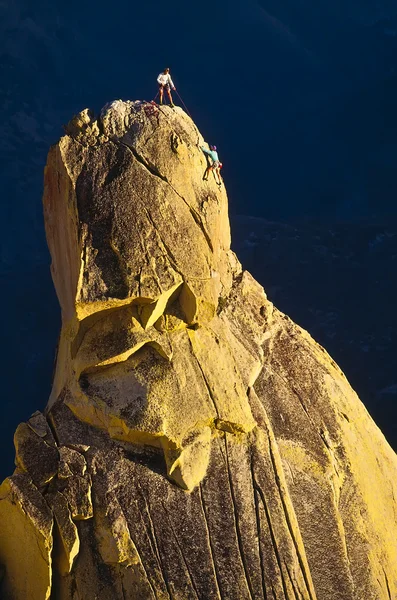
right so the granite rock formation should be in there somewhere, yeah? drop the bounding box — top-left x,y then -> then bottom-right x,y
0,100 -> 396,599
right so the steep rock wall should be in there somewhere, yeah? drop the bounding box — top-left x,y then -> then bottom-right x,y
0,101 -> 396,600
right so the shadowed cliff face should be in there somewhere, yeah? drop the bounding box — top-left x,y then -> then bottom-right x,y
0,102 -> 397,600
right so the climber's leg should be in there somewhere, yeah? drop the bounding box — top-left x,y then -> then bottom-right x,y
167,86 -> 174,107
203,165 -> 211,181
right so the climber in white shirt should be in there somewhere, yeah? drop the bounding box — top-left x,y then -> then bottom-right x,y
157,68 -> 176,107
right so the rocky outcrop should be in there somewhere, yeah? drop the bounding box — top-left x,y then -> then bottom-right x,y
0,100 -> 396,599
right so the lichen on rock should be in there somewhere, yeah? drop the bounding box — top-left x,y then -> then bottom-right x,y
0,100 -> 396,599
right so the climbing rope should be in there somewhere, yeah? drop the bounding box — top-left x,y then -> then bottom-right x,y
147,82 -> 222,186
149,87 -> 193,120
146,88 -> 200,147
174,90 -> 193,119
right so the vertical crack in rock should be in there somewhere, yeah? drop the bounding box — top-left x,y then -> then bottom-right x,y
284,561 -> 303,600
383,567 -> 392,600
188,341 -> 220,420
250,458 -> 269,600
144,501 -> 173,600
142,205 -> 181,275
198,485 -> 223,600
161,501 -> 201,600
129,478 -> 174,599
254,480 -> 290,599
266,424 -> 317,600
224,437 -> 255,600
135,484 -> 166,578
165,178 -> 215,255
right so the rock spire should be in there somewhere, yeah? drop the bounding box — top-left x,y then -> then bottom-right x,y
0,100 -> 396,599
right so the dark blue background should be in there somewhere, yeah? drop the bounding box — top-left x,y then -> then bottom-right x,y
1,0 -> 397,478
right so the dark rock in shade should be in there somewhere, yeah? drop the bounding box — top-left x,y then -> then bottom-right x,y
14,421 -> 59,487
231,215 -> 397,452
0,101 -> 396,599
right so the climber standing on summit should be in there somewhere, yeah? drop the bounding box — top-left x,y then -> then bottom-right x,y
157,68 -> 176,107
201,145 -> 223,186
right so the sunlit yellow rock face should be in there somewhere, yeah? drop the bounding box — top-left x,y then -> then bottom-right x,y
0,474 -> 53,600
0,100 -> 396,599
44,100 -> 255,491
